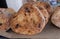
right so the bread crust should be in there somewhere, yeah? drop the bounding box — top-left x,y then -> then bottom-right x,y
10,3 -> 45,35
34,2 -> 50,24
34,2 -> 52,15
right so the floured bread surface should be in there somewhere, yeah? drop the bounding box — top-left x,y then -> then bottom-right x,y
0,11 -> 9,31
10,3 -> 45,35
51,6 -> 60,28
34,2 -> 49,24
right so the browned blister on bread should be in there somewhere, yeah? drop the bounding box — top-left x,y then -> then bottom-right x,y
10,3 -> 45,35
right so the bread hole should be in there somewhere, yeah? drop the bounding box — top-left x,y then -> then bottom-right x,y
38,24 -> 41,28
0,23 -> 2,26
25,8 -> 30,13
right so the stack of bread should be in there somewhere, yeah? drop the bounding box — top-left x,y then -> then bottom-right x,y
1,1 -> 60,35
10,2 -> 52,35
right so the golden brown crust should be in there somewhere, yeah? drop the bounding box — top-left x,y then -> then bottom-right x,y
34,2 -> 50,24
10,3 -> 45,35
34,2 -> 52,15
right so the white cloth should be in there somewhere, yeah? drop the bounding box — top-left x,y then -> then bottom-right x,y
6,0 -> 23,12
49,0 -> 57,1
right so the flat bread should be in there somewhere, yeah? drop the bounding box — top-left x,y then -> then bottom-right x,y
10,3 -> 45,35
51,6 -> 60,28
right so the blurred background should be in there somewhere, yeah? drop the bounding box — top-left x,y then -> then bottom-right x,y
0,0 -> 60,12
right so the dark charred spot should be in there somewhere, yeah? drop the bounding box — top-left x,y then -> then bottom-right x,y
24,13 -> 26,16
33,20 -> 35,24
0,23 -> 2,26
13,16 -> 16,18
28,30 -> 30,33
33,20 -> 37,25
46,5 -> 49,9
39,7 -> 43,10
31,18 -> 32,20
38,24 -> 41,28
25,8 -> 30,13
15,24 -> 20,28
26,20 -> 28,22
